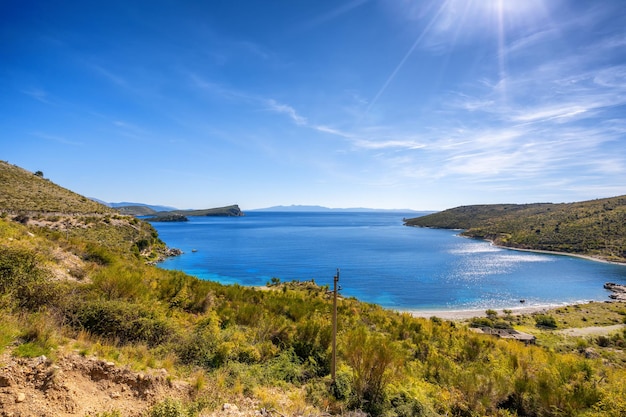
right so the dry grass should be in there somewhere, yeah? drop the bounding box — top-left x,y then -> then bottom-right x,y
0,161 -> 114,214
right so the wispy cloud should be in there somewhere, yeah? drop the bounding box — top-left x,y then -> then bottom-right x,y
88,63 -> 127,87
21,88 -> 53,104
31,132 -> 83,147
264,99 -> 308,126
112,120 -> 149,139
301,0 -> 370,30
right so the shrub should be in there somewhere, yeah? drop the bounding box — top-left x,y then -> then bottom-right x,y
342,326 -> 402,415
66,299 -> 172,347
0,247 -> 57,310
470,317 -> 493,328
534,314 -> 558,329
148,398 -> 192,417
83,244 -> 114,266
264,348 -> 304,384
292,314 -> 331,376
14,312 -> 59,357
389,390 -> 438,417
13,214 -> 29,224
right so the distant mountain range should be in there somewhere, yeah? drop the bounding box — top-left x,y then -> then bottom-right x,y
90,200 -> 428,214
92,200 -> 178,212
251,205 -> 425,213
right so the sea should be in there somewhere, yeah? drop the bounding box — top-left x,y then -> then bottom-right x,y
153,211 -> 626,313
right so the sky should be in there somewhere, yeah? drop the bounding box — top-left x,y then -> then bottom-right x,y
2,0 -> 626,211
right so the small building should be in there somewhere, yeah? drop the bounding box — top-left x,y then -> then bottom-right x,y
470,327 -> 536,345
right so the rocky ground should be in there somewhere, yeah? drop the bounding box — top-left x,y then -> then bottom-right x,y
0,349 -> 323,417
605,282 -> 626,301
0,351 -> 190,417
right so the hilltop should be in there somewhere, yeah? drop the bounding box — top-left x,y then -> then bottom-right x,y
0,160 -> 170,264
1,161 -> 626,416
404,195 -> 626,263
0,161 -> 115,214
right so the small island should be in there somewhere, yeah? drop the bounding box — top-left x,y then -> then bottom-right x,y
143,213 -> 189,222
118,204 -> 245,219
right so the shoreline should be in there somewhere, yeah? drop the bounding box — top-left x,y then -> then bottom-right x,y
484,239 -> 626,266
405,304 -> 559,320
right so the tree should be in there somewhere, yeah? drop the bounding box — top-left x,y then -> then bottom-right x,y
34,170 -> 44,177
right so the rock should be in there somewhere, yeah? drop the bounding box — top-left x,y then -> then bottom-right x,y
584,347 -> 600,359
604,282 -> 626,301
223,403 -> 239,412
110,391 -> 121,399
15,392 -> 26,403
34,355 -> 48,366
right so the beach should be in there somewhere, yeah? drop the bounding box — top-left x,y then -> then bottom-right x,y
407,305 -> 558,320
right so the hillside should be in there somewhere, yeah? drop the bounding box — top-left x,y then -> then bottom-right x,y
1,162 -> 626,416
0,160 -> 168,263
0,161 -> 115,214
116,205 -> 158,216
404,195 -> 626,263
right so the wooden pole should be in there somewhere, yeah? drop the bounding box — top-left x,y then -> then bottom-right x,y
331,268 -> 339,382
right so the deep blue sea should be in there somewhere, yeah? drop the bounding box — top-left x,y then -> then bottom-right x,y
153,211 -> 626,312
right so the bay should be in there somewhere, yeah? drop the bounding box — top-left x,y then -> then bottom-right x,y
153,211 -> 626,312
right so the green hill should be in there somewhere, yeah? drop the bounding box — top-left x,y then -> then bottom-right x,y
0,160 -> 166,262
0,161 -> 115,214
170,205 -> 244,217
116,205 -> 158,216
1,162 -> 626,416
404,196 -> 626,263
117,204 -> 244,218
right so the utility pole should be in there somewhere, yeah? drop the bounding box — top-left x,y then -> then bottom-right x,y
331,268 -> 339,383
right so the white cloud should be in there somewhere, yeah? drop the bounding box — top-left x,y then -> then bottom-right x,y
265,99 -> 308,126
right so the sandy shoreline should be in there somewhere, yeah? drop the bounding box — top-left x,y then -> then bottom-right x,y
485,239 -> 626,266
405,304 -> 571,320
399,240 -> 624,320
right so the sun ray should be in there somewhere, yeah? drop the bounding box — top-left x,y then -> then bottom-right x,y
497,0 -> 508,105
365,0 -> 451,116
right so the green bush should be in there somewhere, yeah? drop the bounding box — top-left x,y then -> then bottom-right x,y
534,314 -> 558,329
389,390 -> 438,417
0,247 -> 57,310
83,244 -> 115,266
66,299 -> 172,347
342,326 -> 402,415
470,317 -> 494,328
264,348 -> 304,384
147,398 -> 193,417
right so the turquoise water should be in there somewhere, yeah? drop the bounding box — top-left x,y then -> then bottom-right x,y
153,211 -> 626,311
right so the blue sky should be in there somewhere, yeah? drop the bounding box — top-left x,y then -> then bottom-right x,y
2,1 -> 625,210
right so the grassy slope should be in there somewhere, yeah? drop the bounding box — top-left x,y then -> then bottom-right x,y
2,161 -> 626,416
0,161 -> 115,214
405,195 -> 626,263
0,160 -> 166,261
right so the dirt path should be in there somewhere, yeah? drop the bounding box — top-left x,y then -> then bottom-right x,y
557,324 -> 625,337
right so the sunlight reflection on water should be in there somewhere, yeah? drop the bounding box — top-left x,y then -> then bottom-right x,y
154,212 -> 626,311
